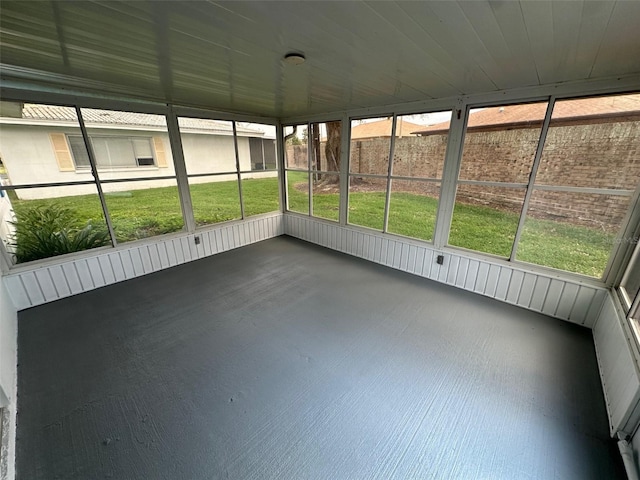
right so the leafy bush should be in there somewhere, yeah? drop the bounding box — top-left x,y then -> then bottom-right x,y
11,204 -> 110,263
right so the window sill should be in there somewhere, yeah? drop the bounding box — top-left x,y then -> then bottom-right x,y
75,167 -> 160,174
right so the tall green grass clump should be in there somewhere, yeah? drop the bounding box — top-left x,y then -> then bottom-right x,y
11,204 -> 110,263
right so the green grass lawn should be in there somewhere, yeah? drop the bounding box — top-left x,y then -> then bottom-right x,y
287,173 -> 613,277
12,177 -> 280,244
11,175 -> 614,277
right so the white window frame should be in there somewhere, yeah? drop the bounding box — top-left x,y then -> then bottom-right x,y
67,134 -> 157,170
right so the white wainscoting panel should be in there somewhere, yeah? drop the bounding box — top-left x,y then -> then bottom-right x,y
4,214 -> 283,311
284,214 -> 607,327
593,292 -> 640,436
0,275 -> 18,480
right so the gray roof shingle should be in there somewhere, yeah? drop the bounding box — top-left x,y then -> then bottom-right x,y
19,104 -> 262,135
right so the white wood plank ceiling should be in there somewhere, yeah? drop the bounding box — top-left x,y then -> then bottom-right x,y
1,1 -> 639,117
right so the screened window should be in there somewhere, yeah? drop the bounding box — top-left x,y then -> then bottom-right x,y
387,112 -> 449,241
284,122 -> 342,222
620,240 -> 640,353
347,112 -> 450,241
348,116 -> 391,231
0,103 -> 112,264
449,101 -> 548,257
284,124 -> 309,215
178,117 -> 279,226
310,121 -> 341,222
236,123 -> 279,217
515,93 -> 640,278
621,245 -> 640,309
80,108 -> 183,243
447,93 -> 640,279
68,135 -> 157,169
179,117 -> 240,226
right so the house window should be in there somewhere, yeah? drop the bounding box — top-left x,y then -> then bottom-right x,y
67,135 -> 91,167
262,139 -> 277,170
68,135 -> 156,169
248,138 -> 277,171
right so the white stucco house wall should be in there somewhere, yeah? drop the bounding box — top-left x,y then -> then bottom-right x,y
0,103 -> 277,200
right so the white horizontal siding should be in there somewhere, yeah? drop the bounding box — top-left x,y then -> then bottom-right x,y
4,214 -> 283,310
284,214 -> 607,327
593,292 -> 640,436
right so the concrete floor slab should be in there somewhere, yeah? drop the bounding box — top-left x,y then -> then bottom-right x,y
16,236 -> 624,479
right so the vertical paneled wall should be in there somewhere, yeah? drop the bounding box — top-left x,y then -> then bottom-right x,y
0,275 -> 17,480
593,292 -> 640,436
632,430 -> 640,470
284,214 -> 607,327
4,214 -> 283,310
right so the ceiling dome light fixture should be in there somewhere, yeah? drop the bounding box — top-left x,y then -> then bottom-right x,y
284,52 -> 306,65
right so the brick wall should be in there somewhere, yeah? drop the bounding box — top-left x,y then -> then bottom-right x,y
285,144 -> 308,169
455,119 -> 640,230
286,118 -> 640,232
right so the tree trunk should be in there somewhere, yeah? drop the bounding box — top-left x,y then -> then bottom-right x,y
323,121 -> 341,182
283,125 -> 297,168
311,123 -> 322,181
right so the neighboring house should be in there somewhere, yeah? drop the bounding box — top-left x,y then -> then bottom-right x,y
0,185 -> 14,250
411,94 -> 640,134
0,103 -> 277,200
406,94 -> 640,230
350,118 -> 423,140
286,118 -> 426,169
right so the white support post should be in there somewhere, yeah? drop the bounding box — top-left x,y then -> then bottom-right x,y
76,106 -> 118,246
339,114 -> 350,226
276,123 -> 286,213
232,122 -> 245,220
432,99 -> 466,249
166,106 -> 196,232
306,122 -> 312,216
509,98 -> 555,262
382,114 -> 398,233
